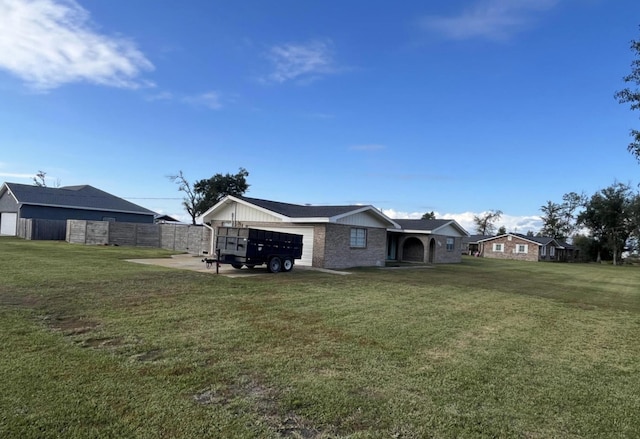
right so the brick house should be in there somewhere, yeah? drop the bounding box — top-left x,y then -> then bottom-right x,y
477,233 -> 578,262
200,196 -> 469,269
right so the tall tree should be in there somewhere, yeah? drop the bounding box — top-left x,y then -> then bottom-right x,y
32,170 -> 61,188
168,168 -> 250,225
540,201 -> 567,239
421,211 -> 436,220
560,191 -> 586,239
33,170 -> 47,187
614,32 -> 640,161
168,170 -> 202,225
578,182 -> 638,264
497,225 -> 507,235
193,167 -> 249,214
473,210 -> 502,235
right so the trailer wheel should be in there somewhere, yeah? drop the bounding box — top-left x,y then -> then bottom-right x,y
267,256 -> 282,273
231,263 -> 243,269
282,257 -> 294,272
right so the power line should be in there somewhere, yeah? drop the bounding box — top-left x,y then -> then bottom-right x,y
124,198 -> 183,200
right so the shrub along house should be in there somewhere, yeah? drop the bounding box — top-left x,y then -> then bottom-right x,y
0,182 -> 155,239
200,196 -> 469,269
477,233 -> 578,262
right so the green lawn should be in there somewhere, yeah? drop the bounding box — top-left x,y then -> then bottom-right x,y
1,237 -> 639,438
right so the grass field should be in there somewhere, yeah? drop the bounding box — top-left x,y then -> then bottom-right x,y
1,237 -> 639,438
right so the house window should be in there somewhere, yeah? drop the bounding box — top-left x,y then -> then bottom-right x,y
540,246 -> 546,256
492,243 -> 503,252
515,244 -> 528,254
550,246 -> 556,257
350,228 -> 367,248
446,237 -> 455,251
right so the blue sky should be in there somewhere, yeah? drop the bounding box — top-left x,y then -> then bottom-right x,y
1,0 -> 639,233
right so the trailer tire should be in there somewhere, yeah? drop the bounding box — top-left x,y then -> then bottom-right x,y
231,263 -> 243,269
267,256 -> 282,273
282,257 -> 294,272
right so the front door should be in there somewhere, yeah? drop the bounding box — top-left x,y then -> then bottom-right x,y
386,234 -> 398,260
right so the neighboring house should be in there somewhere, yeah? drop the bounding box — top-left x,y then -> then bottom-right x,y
477,233 -> 578,262
462,234 -> 494,255
154,214 -> 180,224
0,182 -> 156,237
200,196 -> 469,269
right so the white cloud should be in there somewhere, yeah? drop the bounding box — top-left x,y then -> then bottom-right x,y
382,209 -> 425,220
146,91 -> 174,102
183,91 -> 222,110
420,0 -> 559,41
265,40 -> 335,84
0,171 -> 37,179
0,0 -> 153,90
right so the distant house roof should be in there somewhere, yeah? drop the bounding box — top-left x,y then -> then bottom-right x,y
1,182 -> 155,216
477,233 -> 566,248
463,234 -> 494,244
154,214 -> 179,223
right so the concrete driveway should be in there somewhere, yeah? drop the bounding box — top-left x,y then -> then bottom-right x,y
127,254 -> 350,277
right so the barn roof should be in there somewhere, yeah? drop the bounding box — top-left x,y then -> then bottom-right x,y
1,182 -> 155,215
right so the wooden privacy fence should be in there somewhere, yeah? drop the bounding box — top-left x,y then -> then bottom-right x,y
66,220 -> 211,254
18,219 -> 67,240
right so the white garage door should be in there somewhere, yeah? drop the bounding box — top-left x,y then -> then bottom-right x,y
0,213 -> 18,236
256,226 -> 314,266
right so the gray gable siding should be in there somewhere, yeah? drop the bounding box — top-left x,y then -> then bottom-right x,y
0,191 -> 18,213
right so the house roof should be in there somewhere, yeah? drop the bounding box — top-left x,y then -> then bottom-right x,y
238,196 -> 364,218
477,233 -> 564,247
203,195 -> 400,227
202,196 -> 469,236
1,182 -> 156,216
394,218 -> 470,237
463,234 -> 494,244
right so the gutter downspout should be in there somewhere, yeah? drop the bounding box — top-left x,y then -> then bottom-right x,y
203,222 -> 215,256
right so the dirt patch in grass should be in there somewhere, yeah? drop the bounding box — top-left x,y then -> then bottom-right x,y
43,314 -> 100,335
80,336 -> 126,348
193,376 -> 330,438
131,349 -> 164,362
0,291 -> 42,307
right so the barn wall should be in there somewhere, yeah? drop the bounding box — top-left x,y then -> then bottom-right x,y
21,205 -> 154,223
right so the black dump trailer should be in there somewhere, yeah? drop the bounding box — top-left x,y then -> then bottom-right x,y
212,227 -> 303,273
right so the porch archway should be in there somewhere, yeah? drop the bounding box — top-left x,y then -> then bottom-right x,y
402,237 -> 424,262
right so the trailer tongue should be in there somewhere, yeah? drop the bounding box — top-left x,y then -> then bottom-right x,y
203,227 -> 303,273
